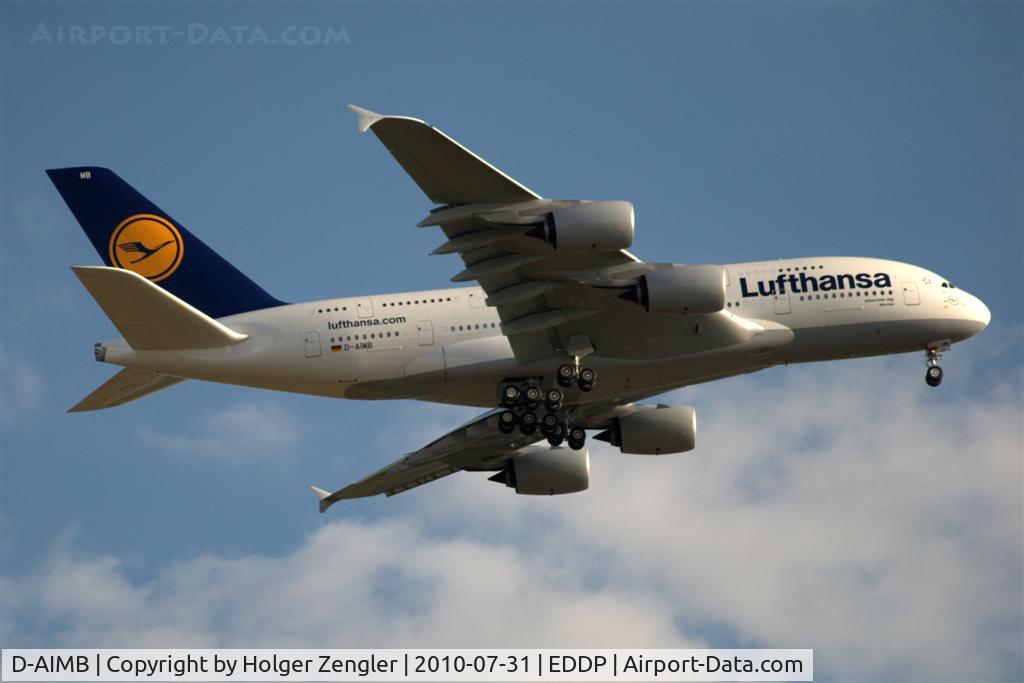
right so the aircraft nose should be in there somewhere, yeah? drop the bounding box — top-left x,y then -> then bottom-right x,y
976,297 -> 991,330
965,293 -> 991,336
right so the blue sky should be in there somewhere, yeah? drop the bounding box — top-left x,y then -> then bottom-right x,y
2,2 -> 1021,680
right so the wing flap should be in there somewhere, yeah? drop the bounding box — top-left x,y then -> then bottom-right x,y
69,368 -> 184,412
72,266 -> 248,350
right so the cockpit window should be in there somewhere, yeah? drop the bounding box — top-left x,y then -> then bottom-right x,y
941,281 -> 957,289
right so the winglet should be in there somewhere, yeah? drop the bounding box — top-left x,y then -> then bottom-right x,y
310,486 -> 334,514
347,104 -> 384,133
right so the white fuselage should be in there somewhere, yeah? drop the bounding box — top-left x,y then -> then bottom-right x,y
97,257 -> 990,408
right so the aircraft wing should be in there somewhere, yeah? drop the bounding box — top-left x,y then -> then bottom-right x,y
348,105 -> 540,205
310,408 -> 544,511
351,105 -> 658,364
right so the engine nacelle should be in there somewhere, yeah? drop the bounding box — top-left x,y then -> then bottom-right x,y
527,201 -> 634,252
596,405 -> 696,455
621,264 -> 726,315
489,446 -> 590,495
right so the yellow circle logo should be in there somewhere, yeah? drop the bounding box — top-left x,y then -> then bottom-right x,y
108,214 -> 183,282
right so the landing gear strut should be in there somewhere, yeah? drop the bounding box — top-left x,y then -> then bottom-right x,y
924,340 -> 950,388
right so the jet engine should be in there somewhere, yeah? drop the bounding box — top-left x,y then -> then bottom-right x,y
620,264 -> 726,315
527,201 -> 634,252
596,405 -> 696,455
489,446 -> 590,495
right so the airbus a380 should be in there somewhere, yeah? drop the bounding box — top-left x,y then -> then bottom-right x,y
49,105 -> 990,511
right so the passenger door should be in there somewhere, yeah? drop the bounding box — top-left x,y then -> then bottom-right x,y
357,298 -> 374,318
417,320 -> 434,346
902,282 -> 920,305
773,290 -> 791,315
303,329 -> 322,358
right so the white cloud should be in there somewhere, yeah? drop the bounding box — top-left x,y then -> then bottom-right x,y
3,359 -> 1022,681
139,399 -> 299,459
0,351 -> 43,424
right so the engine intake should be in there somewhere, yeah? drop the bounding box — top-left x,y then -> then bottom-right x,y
620,264 -> 726,315
596,405 -> 696,455
527,201 -> 634,252
489,446 -> 590,495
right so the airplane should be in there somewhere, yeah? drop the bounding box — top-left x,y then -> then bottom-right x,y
48,105 -> 991,512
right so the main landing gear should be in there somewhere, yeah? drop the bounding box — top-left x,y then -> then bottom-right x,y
924,340 -> 951,388
496,364 -> 597,450
556,363 -> 597,392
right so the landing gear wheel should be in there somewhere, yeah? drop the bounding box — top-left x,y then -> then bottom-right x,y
567,427 -> 586,450
578,367 -> 596,385
500,385 -> 520,407
519,411 -> 538,435
497,410 -> 517,434
544,388 -> 564,410
556,364 -> 577,388
523,384 -> 543,404
540,412 -> 560,434
547,425 -> 565,447
578,380 -> 594,393
924,341 -> 949,388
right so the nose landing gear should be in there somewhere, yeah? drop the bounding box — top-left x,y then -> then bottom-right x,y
924,339 -> 951,387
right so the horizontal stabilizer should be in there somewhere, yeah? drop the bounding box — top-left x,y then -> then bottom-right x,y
69,368 -> 184,412
72,266 -> 248,350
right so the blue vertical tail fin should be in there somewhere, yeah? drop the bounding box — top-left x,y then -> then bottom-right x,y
47,166 -> 284,318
